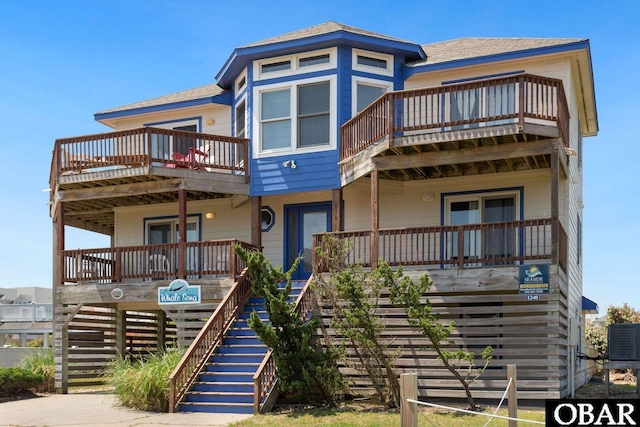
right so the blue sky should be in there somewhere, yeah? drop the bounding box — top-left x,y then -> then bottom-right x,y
1,1 -> 638,314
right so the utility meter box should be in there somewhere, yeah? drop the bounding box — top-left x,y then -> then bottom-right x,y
608,323 -> 640,361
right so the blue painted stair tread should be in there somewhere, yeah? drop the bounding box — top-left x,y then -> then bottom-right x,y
179,280 -> 306,414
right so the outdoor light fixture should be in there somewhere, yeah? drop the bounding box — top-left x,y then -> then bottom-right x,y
282,160 -> 297,169
564,147 -> 577,156
205,212 -> 215,219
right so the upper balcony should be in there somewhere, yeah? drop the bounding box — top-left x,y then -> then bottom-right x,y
49,127 -> 250,235
340,74 -> 570,185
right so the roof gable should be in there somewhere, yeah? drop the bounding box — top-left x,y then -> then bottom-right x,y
94,83 -> 231,124
216,21 -> 425,88
416,37 -> 587,67
241,21 -> 415,49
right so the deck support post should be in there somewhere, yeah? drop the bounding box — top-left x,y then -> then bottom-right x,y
157,310 -> 166,351
332,188 -> 342,232
551,149 -> 559,264
178,189 -> 187,279
115,310 -> 126,358
53,201 -> 67,393
371,170 -> 379,269
251,196 -> 262,249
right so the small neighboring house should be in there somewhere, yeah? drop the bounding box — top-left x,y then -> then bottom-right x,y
0,287 -> 52,347
48,22 -> 598,410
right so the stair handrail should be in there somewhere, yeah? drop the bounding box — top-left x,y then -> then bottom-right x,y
168,267 -> 253,413
252,276 -> 315,414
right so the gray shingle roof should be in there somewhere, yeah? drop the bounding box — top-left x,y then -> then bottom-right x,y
96,83 -> 225,115
414,37 -> 587,66
241,21 -> 415,48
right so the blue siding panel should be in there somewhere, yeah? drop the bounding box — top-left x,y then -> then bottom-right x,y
250,150 -> 340,196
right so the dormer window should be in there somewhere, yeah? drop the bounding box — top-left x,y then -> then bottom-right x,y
352,48 -> 393,77
254,48 -> 336,80
357,55 -> 387,69
235,69 -> 248,97
299,54 -> 330,68
261,60 -> 291,74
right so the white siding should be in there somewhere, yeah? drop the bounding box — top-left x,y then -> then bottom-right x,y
114,199 -> 251,246
343,170 -> 552,230
110,104 -> 232,136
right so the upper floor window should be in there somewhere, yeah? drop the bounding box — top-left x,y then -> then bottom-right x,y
262,60 -> 291,74
299,53 -> 330,67
256,76 -> 336,156
254,48 -> 336,81
352,77 -> 393,115
235,99 -> 246,139
352,48 -> 393,76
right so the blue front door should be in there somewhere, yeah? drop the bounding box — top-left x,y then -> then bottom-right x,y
284,202 -> 331,280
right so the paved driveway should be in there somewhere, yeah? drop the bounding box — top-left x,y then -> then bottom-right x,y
0,392 -> 252,427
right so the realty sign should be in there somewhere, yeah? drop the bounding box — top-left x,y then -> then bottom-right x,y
158,279 -> 201,305
518,264 -> 549,294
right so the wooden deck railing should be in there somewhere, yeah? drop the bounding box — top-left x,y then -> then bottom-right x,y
252,276 -> 315,414
340,74 -> 570,160
168,267 -> 254,413
61,239 -> 256,284
313,218 -> 567,271
52,127 -> 249,183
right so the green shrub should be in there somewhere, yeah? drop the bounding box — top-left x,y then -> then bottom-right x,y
0,367 -> 44,396
105,348 -> 185,412
19,348 -> 55,393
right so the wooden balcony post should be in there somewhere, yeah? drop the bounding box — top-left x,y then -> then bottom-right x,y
551,150 -> 560,264
114,247 -> 122,283
53,201 -> 65,287
230,243 -> 237,278
518,75 -> 525,129
332,188 -> 342,232
387,94 -> 395,143
178,189 -> 187,279
371,169 -> 379,269
251,196 -> 262,249
146,127 -> 153,164
457,226 -> 465,269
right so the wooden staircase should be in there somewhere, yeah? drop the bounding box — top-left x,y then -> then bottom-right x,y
174,280 -> 307,414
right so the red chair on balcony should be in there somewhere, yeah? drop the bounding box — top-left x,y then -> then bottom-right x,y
168,145 -> 212,170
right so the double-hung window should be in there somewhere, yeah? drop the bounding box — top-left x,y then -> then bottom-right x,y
258,77 -> 334,155
298,82 -> 330,147
261,88 -> 291,150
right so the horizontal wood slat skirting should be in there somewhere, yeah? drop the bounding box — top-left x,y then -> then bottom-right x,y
315,264 -> 568,400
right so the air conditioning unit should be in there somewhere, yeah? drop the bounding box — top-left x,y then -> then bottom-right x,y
608,323 -> 640,361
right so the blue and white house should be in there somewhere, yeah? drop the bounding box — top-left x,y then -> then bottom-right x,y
50,22 -> 598,411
